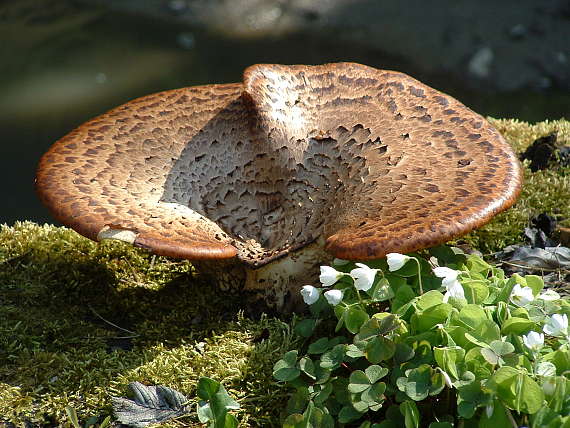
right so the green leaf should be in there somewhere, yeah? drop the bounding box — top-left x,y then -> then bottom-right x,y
338,405 -> 364,424
273,350 -> 301,381
65,407 -> 81,428
286,388 -> 310,415
349,370 -> 371,393
361,382 -> 386,404
461,279 -> 489,304
197,401 -> 214,423
283,414 -> 304,428
480,348 -> 501,365
320,344 -> 346,370
346,343 -> 366,358
464,320 -> 501,348
416,290 -> 445,310
456,379 -> 488,419
429,245 -> 466,266
542,348 -> 570,375
412,303 -> 452,332
295,318 -> 317,338
393,285 -> 417,316
197,377 -> 220,400
434,346 -> 465,379
392,257 -> 420,277
428,423 -> 453,428
489,340 -> 514,356
370,277 -> 395,301
465,255 -> 492,275
394,343 -> 415,364
541,376 -> 569,413
346,308 -> 370,334
500,317 -> 535,335
314,365 -> 332,384
308,337 -> 330,354
314,382 -> 333,404
458,304 -> 488,330
299,356 -> 316,380
366,336 -> 396,363
524,275 -> 544,296
210,385 -> 240,428
222,413 -> 239,428
530,406 -> 567,428
400,401 -> 420,428
397,365 -> 431,401
536,362 -> 557,377
488,366 -> 544,414
375,313 -> 400,335
478,400 -> 510,428
365,365 -> 389,384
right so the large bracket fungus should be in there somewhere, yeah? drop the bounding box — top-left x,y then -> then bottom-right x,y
36,63 -> 522,310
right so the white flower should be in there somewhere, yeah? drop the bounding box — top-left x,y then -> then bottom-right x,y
324,289 -> 343,306
319,266 -> 344,287
350,263 -> 378,291
433,266 -> 464,302
510,284 -> 534,307
543,313 -> 568,337
538,290 -> 561,301
386,253 -> 410,271
300,285 -> 320,305
522,331 -> 544,352
333,258 -> 350,266
443,279 -> 465,302
536,361 -> 557,377
433,267 -> 460,285
542,377 -> 556,395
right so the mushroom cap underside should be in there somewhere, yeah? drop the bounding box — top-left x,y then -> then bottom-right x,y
36,62 -> 522,267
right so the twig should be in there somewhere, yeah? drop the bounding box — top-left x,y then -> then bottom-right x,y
498,260 -> 569,274
88,304 -> 139,336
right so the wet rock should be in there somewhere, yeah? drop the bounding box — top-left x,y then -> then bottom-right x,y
520,133 -> 570,172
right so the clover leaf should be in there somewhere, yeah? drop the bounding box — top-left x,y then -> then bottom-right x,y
487,366 -> 544,414
273,350 -> 301,381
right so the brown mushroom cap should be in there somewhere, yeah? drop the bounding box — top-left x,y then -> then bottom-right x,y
36,63 -> 522,265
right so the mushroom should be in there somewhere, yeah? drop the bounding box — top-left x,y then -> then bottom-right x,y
36,63 -> 522,310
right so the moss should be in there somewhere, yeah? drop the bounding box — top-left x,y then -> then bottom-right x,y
461,118 -> 570,253
0,222 -> 298,426
1,118 -> 569,426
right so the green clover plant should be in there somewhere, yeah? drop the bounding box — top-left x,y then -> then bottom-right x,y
273,246 -> 570,427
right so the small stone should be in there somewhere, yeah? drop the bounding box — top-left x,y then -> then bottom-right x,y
177,32 -> 195,50
509,23 -> 527,39
468,47 -> 494,79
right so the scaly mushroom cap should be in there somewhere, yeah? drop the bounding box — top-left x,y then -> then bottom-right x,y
36,63 -> 522,266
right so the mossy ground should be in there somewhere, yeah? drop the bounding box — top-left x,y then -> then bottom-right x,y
1,119 -> 569,426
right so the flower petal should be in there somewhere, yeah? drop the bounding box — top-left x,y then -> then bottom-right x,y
300,285 -> 320,305
319,266 -> 343,287
324,289 -> 343,306
386,253 -> 410,272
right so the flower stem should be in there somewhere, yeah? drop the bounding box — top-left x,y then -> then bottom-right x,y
414,258 -> 424,294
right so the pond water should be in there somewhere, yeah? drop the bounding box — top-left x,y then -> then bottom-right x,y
1,0 -> 568,225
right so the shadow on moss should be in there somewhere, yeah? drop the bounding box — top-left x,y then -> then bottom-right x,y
0,223 -> 296,426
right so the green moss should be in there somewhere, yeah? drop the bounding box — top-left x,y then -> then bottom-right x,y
0,222 -> 298,426
461,118 -> 570,253
1,119 -> 569,425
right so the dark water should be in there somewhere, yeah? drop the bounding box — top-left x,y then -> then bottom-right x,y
1,0 -> 568,226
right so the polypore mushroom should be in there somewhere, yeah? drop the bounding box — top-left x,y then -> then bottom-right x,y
36,63 -> 522,310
